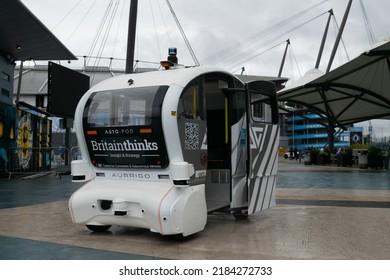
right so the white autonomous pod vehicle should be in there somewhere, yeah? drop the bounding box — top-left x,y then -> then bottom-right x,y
69,55 -> 279,236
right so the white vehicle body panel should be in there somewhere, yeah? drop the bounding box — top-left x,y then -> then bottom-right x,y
69,66 -> 279,236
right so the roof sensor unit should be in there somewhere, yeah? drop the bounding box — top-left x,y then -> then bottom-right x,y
160,48 -> 178,69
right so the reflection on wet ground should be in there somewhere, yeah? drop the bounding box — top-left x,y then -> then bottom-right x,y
0,157 -> 389,259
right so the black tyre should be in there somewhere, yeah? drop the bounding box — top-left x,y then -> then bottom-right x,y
233,212 -> 248,220
86,224 -> 112,232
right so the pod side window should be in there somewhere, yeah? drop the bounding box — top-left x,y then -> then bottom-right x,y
178,78 -> 206,120
249,82 -> 278,125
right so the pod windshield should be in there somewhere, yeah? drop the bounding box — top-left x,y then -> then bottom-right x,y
82,86 -> 169,169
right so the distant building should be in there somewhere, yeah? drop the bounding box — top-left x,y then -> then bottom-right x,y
284,106 -> 349,151
12,65 -> 129,111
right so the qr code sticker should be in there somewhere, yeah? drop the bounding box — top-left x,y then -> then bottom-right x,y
185,122 -> 199,150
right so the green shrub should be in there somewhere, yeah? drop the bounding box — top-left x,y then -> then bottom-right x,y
368,146 -> 382,156
350,144 -> 368,150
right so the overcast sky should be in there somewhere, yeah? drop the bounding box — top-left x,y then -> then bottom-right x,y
21,0 -> 390,138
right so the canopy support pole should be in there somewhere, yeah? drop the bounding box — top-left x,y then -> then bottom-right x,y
328,121 -> 335,153
125,0 -> 138,74
16,61 -> 24,104
278,39 -> 290,77
315,10 -> 333,69
326,0 -> 353,73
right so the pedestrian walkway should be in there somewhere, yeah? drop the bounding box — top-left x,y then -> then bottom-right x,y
0,158 -> 389,260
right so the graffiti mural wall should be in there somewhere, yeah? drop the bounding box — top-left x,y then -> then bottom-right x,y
0,103 -> 52,177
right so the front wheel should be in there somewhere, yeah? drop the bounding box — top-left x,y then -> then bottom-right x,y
86,224 -> 112,232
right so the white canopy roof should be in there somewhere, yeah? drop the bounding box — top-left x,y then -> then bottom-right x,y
278,39 -> 390,128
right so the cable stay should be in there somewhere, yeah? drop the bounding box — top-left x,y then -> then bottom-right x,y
43,0 -> 368,77
330,11 -> 350,62
91,0 -> 120,80
65,1 -> 98,45
212,11 -> 330,70
226,40 -> 287,73
80,0 -> 121,83
51,0 -> 84,32
206,0 -> 329,66
157,0 -> 173,47
219,10 -> 329,72
48,0 -> 100,46
85,0 -> 117,68
288,43 -> 302,81
150,0 -> 162,59
84,1 -> 113,67
165,0 -> 200,66
62,0 -> 200,73
359,0 -> 376,45
110,0 -> 127,60
77,55 -> 160,66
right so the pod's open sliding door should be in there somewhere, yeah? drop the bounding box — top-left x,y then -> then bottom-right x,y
246,81 -> 279,215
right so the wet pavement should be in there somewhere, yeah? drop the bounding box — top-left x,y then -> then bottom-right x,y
1,157 -> 389,259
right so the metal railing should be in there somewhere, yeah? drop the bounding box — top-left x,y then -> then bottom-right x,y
5,146 -> 72,179
70,146 -> 82,161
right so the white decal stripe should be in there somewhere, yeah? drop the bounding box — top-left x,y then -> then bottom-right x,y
231,116 -> 246,175
201,128 -> 208,150
262,175 -> 276,211
249,127 -> 256,149
262,128 -> 278,210
258,127 -> 267,156
257,126 -> 272,177
248,177 -> 260,214
256,178 -> 267,213
264,126 -> 279,176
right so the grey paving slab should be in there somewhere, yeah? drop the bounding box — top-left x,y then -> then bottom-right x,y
0,158 -> 389,259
